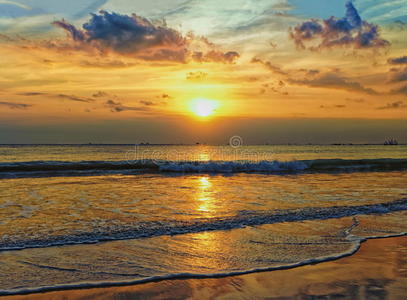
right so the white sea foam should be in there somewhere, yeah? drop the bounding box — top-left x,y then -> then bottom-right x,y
1,233 -> 405,297
1,198 -> 406,252
0,158 -> 406,178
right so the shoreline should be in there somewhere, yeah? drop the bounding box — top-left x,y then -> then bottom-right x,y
1,233 -> 406,299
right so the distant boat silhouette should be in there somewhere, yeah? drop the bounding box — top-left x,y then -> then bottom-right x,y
384,138 -> 398,145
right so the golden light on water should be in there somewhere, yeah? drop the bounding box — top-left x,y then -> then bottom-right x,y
190,98 -> 218,117
196,176 -> 215,214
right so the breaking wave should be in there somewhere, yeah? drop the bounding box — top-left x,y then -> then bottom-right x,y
1,198 -> 406,252
0,158 -> 406,178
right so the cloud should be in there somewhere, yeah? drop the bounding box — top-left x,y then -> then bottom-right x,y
320,104 -> 347,109
56,94 -> 94,102
388,56 -> 407,65
251,57 -> 287,75
270,2 -> 294,11
78,59 -> 137,68
140,95 -> 170,106
192,50 -> 239,64
250,58 -> 380,96
54,11 -> 186,53
0,1 -> 44,18
259,80 -> 288,95
92,91 -> 109,98
376,101 -> 407,110
161,94 -> 171,99
18,92 -> 46,96
389,67 -> 407,83
388,20 -> 407,31
289,72 -> 378,95
0,101 -> 31,109
290,1 -> 389,50
0,0 -> 31,10
139,100 -> 156,106
300,69 -> 320,76
186,71 -> 208,80
0,0 -> 108,21
52,20 -> 86,42
51,10 -> 239,63
18,91 -> 94,102
105,99 -> 149,112
346,97 -> 365,103
73,0 -> 108,19
390,84 -> 407,96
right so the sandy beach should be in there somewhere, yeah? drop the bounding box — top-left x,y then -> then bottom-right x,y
2,235 -> 405,300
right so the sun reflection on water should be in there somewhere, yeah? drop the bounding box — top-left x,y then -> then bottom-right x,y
196,176 -> 215,216
197,152 -> 210,162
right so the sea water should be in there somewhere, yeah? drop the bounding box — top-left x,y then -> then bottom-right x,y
0,144 -> 406,295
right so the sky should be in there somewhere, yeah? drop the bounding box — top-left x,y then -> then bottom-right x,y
0,0 -> 406,144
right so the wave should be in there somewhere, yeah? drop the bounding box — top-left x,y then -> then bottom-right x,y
1,233 -> 405,297
1,198 -> 406,252
0,158 -> 407,178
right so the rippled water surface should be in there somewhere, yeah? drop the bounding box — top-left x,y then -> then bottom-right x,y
0,145 -> 406,295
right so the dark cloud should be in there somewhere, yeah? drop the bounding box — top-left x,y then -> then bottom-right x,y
79,59 -> 136,68
105,99 -> 149,112
192,50 -> 240,64
251,58 -> 287,75
91,91 -> 120,100
18,92 -> 46,96
289,72 -> 378,95
186,71 -> 208,80
388,20 -> 407,31
388,56 -> 407,65
297,69 -> 321,76
390,84 -> 407,96
290,1 -> 389,50
139,100 -> 155,106
376,101 -> 407,110
52,11 -> 238,63
52,20 -> 86,42
251,58 -> 379,96
52,11 -> 187,62
138,95 -> 170,107
57,94 -> 94,103
0,33 -> 14,42
18,92 -> 94,102
389,67 -> 407,83
320,104 -> 347,109
92,91 -> 109,98
0,101 -> 32,109
269,41 -> 278,49
346,97 -> 365,103
259,81 -> 288,96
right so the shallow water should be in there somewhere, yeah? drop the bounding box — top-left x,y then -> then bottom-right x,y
0,145 -> 406,295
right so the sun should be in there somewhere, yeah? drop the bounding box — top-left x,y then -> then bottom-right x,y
190,98 -> 218,117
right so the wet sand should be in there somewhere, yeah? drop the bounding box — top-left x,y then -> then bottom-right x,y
2,236 -> 406,300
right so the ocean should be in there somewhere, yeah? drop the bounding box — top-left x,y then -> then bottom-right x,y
0,144 -> 406,295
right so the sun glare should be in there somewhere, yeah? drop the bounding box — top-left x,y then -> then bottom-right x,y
190,98 -> 218,117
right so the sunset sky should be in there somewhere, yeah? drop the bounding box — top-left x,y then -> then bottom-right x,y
0,0 -> 406,144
